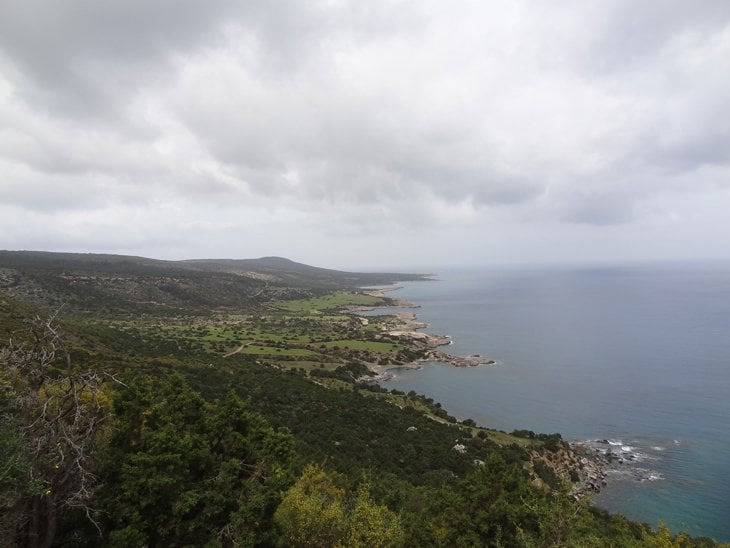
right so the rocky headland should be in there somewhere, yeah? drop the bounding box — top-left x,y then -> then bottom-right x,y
372,309 -> 495,368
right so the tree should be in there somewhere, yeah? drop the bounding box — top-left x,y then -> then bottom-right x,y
347,483 -> 404,548
0,373 -> 33,540
275,464 -> 404,547
0,315 -> 112,547
644,522 -> 694,548
100,374 -> 294,546
274,464 -> 348,547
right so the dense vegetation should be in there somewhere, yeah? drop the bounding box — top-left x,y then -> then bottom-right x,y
0,251 -> 724,546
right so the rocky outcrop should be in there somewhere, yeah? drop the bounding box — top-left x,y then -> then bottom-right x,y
571,439 -> 665,486
528,443 -> 606,499
426,350 -> 495,367
378,312 -> 496,367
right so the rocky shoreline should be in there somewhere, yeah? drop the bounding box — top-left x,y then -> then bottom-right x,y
351,292 -> 495,381
356,289 -> 624,499
565,437 -> 672,503
358,288 -> 497,369
575,438 -> 665,484
567,443 -> 610,499
374,310 -> 495,367
354,289 -> 677,507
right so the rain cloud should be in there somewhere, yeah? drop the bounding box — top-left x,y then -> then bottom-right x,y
1,0 -> 729,267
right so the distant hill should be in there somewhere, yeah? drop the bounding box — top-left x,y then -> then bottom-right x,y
177,255 -> 427,286
0,250 -> 428,314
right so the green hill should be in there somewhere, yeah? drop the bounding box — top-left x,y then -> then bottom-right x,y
0,250 -> 428,314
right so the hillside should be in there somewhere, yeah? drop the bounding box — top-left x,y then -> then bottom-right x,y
0,251 -> 722,546
177,255 -> 428,287
0,250 -> 428,314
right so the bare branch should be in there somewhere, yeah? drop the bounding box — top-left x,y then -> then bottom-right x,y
1,312 -> 118,544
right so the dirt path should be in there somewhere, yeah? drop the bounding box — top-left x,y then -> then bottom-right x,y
224,343 -> 250,357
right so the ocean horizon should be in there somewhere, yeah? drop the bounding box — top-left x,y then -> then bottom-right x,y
377,261 -> 730,541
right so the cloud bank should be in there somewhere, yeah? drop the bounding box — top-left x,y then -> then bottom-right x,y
1,0 -> 729,268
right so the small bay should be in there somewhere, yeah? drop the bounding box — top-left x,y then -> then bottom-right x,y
382,262 -> 730,541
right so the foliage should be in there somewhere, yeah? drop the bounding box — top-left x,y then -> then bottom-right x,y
274,464 -> 348,546
275,464 -> 404,547
99,374 -> 294,546
533,460 -> 562,490
0,315 -> 112,546
0,374 -> 32,540
512,430 -> 564,451
1,255 -> 725,547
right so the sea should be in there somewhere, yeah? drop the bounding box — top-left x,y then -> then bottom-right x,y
372,262 -> 730,542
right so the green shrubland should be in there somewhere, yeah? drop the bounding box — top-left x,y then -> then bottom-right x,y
0,253 -> 725,546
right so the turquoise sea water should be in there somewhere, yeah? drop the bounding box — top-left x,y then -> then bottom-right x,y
379,262 -> 730,541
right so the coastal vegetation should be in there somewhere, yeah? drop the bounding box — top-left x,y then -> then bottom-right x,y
0,251 -> 725,546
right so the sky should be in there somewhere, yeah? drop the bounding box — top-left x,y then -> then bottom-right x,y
1,0 -> 729,271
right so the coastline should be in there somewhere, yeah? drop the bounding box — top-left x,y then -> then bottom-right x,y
357,286 -> 609,502
354,269 -> 730,542
358,289 -> 496,371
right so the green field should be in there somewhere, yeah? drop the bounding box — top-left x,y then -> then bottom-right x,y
317,339 -> 403,352
100,290 -> 405,368
275,291 -> 386,312
236,345 -> 321,357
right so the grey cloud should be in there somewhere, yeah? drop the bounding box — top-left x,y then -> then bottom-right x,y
0,165 -> 153,213
562,192 -> 637,226
653,127 -> 730,173
2,1 -> 730,265
0,0 -> 234,109
582,0 -> 730,73
171,59 -> 546,214
0,0 -> 340,124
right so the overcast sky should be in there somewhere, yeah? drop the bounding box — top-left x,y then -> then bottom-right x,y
1,1 -> 729,270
